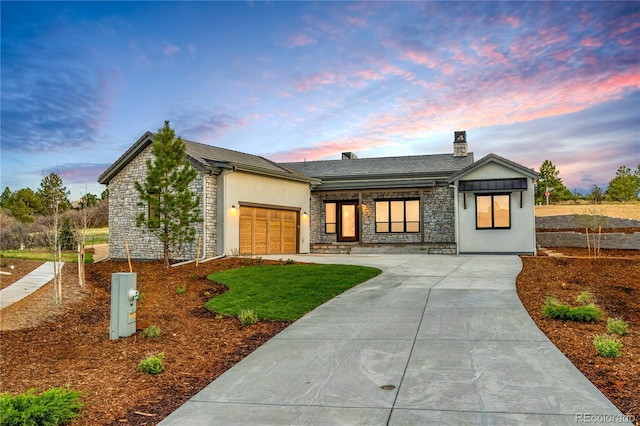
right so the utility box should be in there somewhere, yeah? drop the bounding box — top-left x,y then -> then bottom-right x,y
109,272 -> 138,340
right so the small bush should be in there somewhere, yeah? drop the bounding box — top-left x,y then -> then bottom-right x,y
576,291 -> 596,305
0,386 -> 84,426
188,273 -> 197,280
138,353 -> 164,375
593,335 -> 622,358
542,297 -> 601,322
285,258 -> 295,265
607,318 -> 629,336
255,257 -> 263,265
141,325 -> 160,339
176,285 -> 187,295
238,309 -> 258,326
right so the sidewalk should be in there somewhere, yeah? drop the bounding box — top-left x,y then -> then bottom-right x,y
0,262 -> 64,309
159,254 -> 630,425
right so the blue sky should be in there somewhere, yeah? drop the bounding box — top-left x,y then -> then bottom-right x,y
2,1 -> 639,201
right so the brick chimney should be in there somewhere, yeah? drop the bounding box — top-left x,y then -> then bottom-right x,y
453,130 -> 468,157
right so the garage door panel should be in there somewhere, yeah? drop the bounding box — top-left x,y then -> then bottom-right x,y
239,206 -> 297,255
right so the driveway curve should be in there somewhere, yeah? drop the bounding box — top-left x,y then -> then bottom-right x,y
160,254 -> 630,425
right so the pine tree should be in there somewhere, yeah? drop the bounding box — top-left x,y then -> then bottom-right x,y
536,160 -> 571,204
134,121 -> 202,269
37,173 -> 71,215
606,165 -> 640,202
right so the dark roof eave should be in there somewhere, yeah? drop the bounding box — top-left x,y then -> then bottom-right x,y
447,153 -> 538,183
312,178 -> 442,191
232,163 -> 321,184
98,132 -> 155,184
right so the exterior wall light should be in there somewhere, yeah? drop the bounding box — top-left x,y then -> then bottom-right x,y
231,205 -> 237,212
303,211 -> 308,219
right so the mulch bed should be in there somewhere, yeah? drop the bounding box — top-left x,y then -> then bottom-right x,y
516,249 -> 639,423
1,250 -> 638,425
0,258 -> 290,425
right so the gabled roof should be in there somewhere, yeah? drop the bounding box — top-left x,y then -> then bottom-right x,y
447,153 -> 538,183
98,132 -> 318,185
283,153 -> 474,190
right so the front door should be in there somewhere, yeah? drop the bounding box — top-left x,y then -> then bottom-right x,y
338,202 -> 358,242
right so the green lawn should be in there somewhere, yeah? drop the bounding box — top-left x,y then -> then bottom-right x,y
205,264 -> 381,321
84,227 -> 109,245
0,250 -> 93,263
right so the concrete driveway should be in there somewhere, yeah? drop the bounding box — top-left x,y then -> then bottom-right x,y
159,254 -> 630,425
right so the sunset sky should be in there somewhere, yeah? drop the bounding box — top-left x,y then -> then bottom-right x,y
2,1 -> 639,200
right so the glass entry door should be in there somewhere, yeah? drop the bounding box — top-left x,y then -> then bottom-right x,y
338,202 -> 358,242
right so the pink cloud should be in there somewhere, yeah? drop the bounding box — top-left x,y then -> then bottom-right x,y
347,16 -> 366,27
271,136 -> 390,162
296,71 -> 337,92
285,33 -> 316,48
400,50 -> 437,68
472,42 -> 509,65
581,37 -> 603,48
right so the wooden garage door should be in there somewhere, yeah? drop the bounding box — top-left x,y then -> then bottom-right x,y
239,206 -> 297,255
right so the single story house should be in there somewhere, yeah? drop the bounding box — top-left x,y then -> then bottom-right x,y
98,130 -> 538,261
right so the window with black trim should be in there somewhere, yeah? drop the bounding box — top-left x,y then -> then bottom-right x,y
476,194 -> 510,229
375,199 -> 420,233
325,202 -> 336,233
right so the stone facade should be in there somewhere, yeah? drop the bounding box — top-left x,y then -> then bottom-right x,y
108,145 -> 217,261
309,185 -> 456,251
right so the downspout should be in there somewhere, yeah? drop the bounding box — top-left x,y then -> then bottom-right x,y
200,173 -> 207,261
451,183 -> 460,255
218,166 -> 236,256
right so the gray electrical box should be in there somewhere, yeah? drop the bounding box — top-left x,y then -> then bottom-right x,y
109,272 -> 138,340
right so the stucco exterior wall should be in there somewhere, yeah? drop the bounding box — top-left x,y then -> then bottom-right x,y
309,185 -> 456,245
107,145 -> 217,261
455,163 -> 536,254
219,171 -> 311,255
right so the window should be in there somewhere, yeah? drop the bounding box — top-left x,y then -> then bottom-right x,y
476,194 -> 510,229
325,202 -> 336,233
375,199 -> 420,233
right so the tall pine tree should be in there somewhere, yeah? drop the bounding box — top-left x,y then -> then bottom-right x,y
135,121 -> 202,269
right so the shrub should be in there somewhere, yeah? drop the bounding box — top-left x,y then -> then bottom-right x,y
176,285 -> 187,295
141,325 -> 160,339
607,318 -> 629,336
593,335 -> 622,358
576,291 -> 596,305
0,386 -> 84,426
285,258 -> 295,265
188,273 -> 197,280
138,353 -> 164,375
542,297 -> 601,322
238,309 -> 258,326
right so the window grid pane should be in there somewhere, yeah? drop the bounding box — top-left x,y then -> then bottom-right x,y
375,199 -> 420,233
325,203 -> 336,234
476,194 -> 510,229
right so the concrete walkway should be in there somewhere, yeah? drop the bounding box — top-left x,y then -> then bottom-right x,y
0,261 -> 64,309
159,254 -> 630,425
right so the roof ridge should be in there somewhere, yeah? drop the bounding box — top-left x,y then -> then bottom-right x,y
284,151 -> 457,164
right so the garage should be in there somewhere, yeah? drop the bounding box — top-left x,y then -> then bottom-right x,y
239,206 -> 298,255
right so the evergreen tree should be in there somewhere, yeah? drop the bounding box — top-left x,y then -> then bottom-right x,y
38,173 -> 71,214
589,184 -> 603,204
134,121 -> 202,269
536,160 -> 571,204
606,165 -> 640,202
79,193 -> 98,209
1,187 -> 43,223
58,216 -> 75,250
